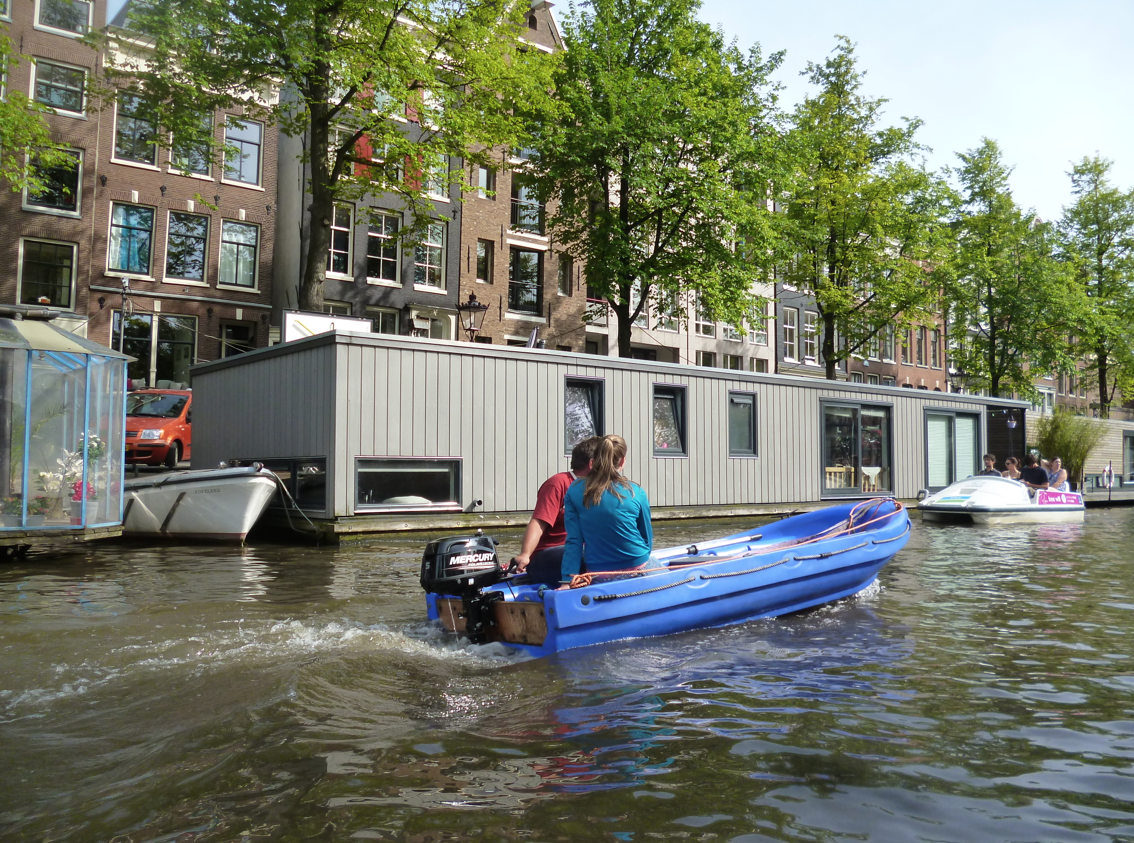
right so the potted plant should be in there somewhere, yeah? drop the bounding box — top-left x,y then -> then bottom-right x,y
0,495 -> 22,528
27,496 -> 50,527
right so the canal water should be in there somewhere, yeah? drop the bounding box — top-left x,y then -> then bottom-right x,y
3,510 -> 1134,842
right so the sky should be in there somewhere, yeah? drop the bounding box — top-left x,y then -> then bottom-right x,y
696,0 -> 1134,222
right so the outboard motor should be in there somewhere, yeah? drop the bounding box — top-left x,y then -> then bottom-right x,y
420,532 -> 504,644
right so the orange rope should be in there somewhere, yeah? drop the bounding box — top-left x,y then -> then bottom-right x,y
567,498 -> 906,589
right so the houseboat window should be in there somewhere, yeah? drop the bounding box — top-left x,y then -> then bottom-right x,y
822,402 -> 892,496
255,458 -> 327,511
1124,432 -> 1134,481
728,392 -> 757,457
925,410 -> 979,490
653,385 -> 686,456
565,378 -> 603,452
355,458 -> 460,510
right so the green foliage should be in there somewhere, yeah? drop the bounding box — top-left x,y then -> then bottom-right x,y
108,0 -> 556,310
1032,406 -> 1103,489
779,36 -> 953,379
527,0 -> 786,356
0,29 -> 81,194
1058,156 -> 1134,418
943,139 -> 1086,399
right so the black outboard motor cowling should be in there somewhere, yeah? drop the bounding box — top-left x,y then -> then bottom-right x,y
420,533 -> 503,595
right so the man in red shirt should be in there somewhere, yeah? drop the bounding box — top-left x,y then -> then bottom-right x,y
511,436 -> 601,586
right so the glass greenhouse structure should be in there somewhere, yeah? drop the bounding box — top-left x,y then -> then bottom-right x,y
0,311 -> 128,533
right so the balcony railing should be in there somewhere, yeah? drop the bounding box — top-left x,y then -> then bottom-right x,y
508,280 -> 542,315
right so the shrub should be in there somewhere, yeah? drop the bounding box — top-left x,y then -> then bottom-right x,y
1032,407 -> 1104,490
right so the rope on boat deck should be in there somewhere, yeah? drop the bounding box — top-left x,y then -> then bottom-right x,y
793,540 -> 869,560
567,498 -> 906,589
871,521 -> 912,544
593,575 -> 697,602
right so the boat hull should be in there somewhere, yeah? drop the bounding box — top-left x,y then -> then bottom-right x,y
426,498 -> 909,657
918,476 -> 1084,525
123,467 -> 278,541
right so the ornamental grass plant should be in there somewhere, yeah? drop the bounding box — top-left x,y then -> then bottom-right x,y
1032,407 -> 1104,491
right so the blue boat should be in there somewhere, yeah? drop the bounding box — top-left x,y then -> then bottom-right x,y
422,498 -> 910,658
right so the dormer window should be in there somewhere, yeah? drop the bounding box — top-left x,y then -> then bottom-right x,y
528,15 -> 537,30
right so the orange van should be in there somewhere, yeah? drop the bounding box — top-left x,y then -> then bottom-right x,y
125,389 -> 192,468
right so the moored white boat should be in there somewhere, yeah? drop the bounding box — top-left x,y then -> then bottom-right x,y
917,475 -> 1084,524
123,465 -> 278,541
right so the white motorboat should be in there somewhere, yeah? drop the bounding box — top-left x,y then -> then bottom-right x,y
123,465 -> 279,541
917,475 -> 1084,524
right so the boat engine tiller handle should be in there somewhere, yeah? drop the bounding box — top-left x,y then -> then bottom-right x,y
420,534 -> 503,595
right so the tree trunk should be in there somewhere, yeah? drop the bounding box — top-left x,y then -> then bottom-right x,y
612,296 -> 632,358
299,62 -> 333,313
823,312 -> 837,380
1097,350 -> 1110,419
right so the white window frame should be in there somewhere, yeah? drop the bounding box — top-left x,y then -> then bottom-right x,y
696,350 -> 716,368
17,237 -> 77,311
164,210 -> 210,286
413,222 -> 445,292
476,239 -> 494,285
169,116 -> 213,179
695,298 -> 715,338
0,0 -> 11,21
477,165 -> 495,199
22,148 -> 82,218
326,203 -> 353,280
221,116 -> 264,189
783,307 -> 798,362
723,324 -> 742,343
881,326 -> 895,362
425,156 -> 449,202
31,59 -> 87,118
34,0 -> 92,38
111,93 -> 159,169
217,219 -> 260,291
803,311 -> 818,363
749,302 -> 769,345
366,212 -> 400,286
106,202 -> 156,279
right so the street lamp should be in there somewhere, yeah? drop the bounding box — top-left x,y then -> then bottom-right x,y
456,292 -> 489,342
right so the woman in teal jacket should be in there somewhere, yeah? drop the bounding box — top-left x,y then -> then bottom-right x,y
561,434 -> 653,581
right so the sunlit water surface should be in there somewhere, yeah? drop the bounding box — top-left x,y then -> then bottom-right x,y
3,511 -> 1134,842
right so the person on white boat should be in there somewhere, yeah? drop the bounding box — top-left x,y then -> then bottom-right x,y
1002,457 -> 1021,480
1047,457 -> 1071,492
978,454 -> 1000,476
1019,454 -> 1049,490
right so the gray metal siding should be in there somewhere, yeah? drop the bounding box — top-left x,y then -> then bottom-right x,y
192,333 -> 1025,516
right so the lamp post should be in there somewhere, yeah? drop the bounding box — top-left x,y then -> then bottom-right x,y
456,293 -> 489,342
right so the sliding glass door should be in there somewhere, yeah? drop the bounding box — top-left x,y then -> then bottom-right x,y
822,402 -> 892,496
926,410 -> 980,491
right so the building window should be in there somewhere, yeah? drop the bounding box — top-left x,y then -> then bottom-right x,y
19,239 -> 75,308
356,458 -> 461,511
930,329 -> 940,368
508,247 -> 542,314
172,117 -> 211,175
926,410 -> 979,490
882,375 -> 896,387
366,306 -> 398,335
695,299 -> 715,337
783,307 -> 798,361
867,373 -> 879,385
164,212 -> 208,282
219,220 -> 259,288
724,354 -> 743,370
33,60 -> 85,116
414,223 -> 445,289
510,174 -> 543,234
750,357 -> 769,373
476,239 -> 494,284
565,377 -> 603,452
723,324 -> 742,342
113,313 -> 197,388
653,385 -> 686,456
114,93 -> 157,165
108,203 -> 155,275
728,391 -> 757,457
23,149 -> 81,215
323,300 -> 351,316
901,329 -> 911,363
327,204 -> 352,276
696,350 -> 716,368
366,214 -> 399,284
749,304 -> 768,345
916,327 -> 926,366
851,372 -> 863,383
822,402 -> 892,496
220,322 -> 255,357
37,0 -> 91,35
803,311 -> 818,362
882,326 -> 895,361
425,157 -> 448,200
477,165 -> 495,198
557,253 -> 572,296
223,117 -> 262,186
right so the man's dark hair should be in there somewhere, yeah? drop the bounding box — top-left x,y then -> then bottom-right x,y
983,453 -> 996,462
570,436 -> 602,472
1024,454 -> 1038,467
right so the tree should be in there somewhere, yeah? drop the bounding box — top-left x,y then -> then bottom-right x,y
107,0 -> 555,311
1058,156 -> 1134,419
1032,406 -> 1103,491
944,139 -> 1084,399
0,30 -> 79,194
779,37 -> 951,379
527,0 -> 785,357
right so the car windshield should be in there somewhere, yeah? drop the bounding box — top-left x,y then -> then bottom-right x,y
127,394 -> 187,419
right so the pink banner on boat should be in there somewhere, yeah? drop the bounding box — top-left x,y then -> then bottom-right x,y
1037,490 -> 1083,506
